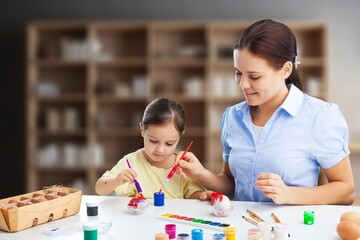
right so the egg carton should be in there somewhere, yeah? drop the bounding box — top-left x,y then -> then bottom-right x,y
0,186 -> 81,232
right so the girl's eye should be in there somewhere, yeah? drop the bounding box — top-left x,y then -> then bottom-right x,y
166,143 -> 174,147
150,140 -> 158,144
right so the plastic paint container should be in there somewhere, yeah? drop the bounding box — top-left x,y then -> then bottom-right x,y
247,229 -> 262,240
86,201 -> 98,217
165,224 -> 176,239
274,223 -> 288,240
155,233 -> 170,240
83,222 -> 98,240
213,233 -> 226,240
154,192 -> 165,206
177,233 -> 190,239
224,226 -> 236,240
258,222 -> 272,240
191,228 -> 203,240
304,211 -> 315,225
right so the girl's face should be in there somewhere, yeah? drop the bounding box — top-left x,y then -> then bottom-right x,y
233,49 -> 291,109
140,121 -> 180,168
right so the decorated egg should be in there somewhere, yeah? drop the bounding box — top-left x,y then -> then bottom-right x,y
127,195 -> 148,215
213,195 -> 233,217
337,220 -> 360,240
340,211 -> 360,226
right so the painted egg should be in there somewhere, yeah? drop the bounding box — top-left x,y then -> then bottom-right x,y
341,212 -> 360,226
337,220 -> 360,240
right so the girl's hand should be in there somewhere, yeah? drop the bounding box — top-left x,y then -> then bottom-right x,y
254,173 -> 292,204
177,151 -> 205,180
115,169 -> 138,186
198,190 -> 213,201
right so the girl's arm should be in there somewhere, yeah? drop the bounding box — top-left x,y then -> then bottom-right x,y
95,169 -> 137,196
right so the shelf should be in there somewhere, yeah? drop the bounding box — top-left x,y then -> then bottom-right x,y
96,128 -> 140,136
27,20 -> 328,194
152,59 -> 207,67
36,166 -> 88,172
37,129 -> 87,137
37,94 -> 87,102
34,59 -> 88,66
95,58 -> 147,66
96,96 -> 147,102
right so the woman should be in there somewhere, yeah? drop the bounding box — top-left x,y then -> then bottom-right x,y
177,19 -> 355,205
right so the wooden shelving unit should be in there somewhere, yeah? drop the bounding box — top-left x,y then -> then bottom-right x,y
27,20 -> 330,194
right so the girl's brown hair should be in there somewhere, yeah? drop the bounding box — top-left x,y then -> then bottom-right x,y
142,98 -> 185,135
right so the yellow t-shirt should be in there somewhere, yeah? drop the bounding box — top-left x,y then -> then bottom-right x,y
101,149 -> 205,199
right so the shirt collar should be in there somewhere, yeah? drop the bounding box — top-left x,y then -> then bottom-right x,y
280,84 -> 304,116
239,84 -> 304,116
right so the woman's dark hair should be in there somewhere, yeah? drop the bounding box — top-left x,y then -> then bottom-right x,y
142,97 -> 185,135
234,19 -> 302,90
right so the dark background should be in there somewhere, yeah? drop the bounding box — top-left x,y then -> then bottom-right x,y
0,0 -> 357,198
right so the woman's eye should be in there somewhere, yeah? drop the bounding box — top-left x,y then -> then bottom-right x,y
234,72 -> 242,81
250,76 -> 260,80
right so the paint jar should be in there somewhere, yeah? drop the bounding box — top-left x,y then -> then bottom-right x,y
303,211 -> 314,225
191,228 -> 203,240
273,223 -> 288,240
224,226 -> 236,240
213,233 -> 226,240
177,233 -> 190,240
86,201 -> 98,217
154,192 -> 165,206
83,222 -> 98,240
155,233 -> 170,240
258,222 -> 272,240
165,224 -> 176,239
247,229 -> 262,240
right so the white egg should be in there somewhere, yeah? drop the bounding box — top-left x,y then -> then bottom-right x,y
213,195 -> 233,217
214,195 -> 231,210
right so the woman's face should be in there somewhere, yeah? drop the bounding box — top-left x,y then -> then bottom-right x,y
233,48 -> 290,108
141,122 -> 180,167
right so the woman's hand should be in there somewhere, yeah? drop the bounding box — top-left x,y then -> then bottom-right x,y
115,169 -> 138,186
177,151 -> 206,180
255,173 -> 292,204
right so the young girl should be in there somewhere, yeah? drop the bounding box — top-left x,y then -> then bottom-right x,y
95,97 -> 205,199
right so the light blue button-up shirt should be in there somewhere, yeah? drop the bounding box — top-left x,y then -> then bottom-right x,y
221,84 -> 350,202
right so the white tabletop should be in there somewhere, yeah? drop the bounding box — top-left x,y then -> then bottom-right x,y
0,194 -> 358,240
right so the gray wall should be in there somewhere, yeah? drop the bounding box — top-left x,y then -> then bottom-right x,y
1,0 -> 359,198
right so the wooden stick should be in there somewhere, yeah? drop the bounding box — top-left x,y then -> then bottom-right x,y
246,209 -> 266,222
271,212 -> 281,223
242,215 -> 258,226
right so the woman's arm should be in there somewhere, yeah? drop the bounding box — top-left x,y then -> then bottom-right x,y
178,152 -> 235,198
255,156 -> 355,205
